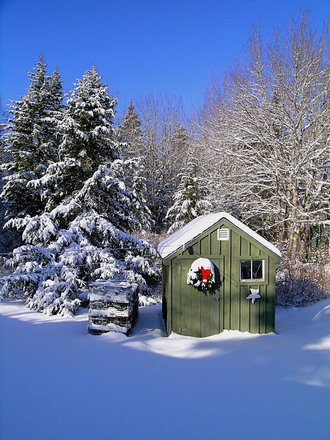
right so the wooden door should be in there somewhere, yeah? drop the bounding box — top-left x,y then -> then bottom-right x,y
172,257 -> 224,337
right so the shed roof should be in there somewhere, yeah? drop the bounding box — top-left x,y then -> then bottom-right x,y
158,212 -> 281,259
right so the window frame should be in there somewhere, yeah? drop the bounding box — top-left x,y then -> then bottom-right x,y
240,259 -> 265,282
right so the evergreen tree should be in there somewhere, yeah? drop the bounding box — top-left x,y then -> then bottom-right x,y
0,165 -> 159,316
155,124 -> 193,231
1,65 -> 159,315
45,64 -> 120,204
165,149 -> 211,234
118,100 -> 153,231
119,99 -> 143,158
60,64 -> 118,171
1,55 -> 63,222
33,64 -> 147,224
0,117 -> 10,253
122,157 -> 154,232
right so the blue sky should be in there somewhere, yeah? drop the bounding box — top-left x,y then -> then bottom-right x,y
0,0 -> 329,116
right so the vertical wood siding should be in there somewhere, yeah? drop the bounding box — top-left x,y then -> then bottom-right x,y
163,219 -> 280,336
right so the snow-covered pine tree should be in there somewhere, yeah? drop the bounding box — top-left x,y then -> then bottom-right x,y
119,99 -> 143,158
1,55 -> 63,223
27,64 -> 118,212
118,100 -> 153,231
165,148 -> 211,234
0,118 -> 9,253
60,64 -> 118,169
120,157 -> 154,232
0,166 -> 160,315
1,65 -> 159,315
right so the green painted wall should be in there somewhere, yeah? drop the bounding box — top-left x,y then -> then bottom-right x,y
162,219 -> 280,337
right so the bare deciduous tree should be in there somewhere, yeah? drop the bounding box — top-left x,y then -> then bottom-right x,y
135,93 -> 188,230
197,10 -> 329,262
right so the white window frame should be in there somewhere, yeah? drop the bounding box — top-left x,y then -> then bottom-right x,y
240,259 -> 264,281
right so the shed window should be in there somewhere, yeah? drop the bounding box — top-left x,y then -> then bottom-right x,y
240,260 -> 263,280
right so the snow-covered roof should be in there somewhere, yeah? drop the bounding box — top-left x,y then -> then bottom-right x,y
158,212 -> 281,259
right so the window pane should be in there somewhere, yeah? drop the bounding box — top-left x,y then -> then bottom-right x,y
240,260 -> 251,280
252,260 -> 263,279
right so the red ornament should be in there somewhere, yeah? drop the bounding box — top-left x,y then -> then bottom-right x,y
200,266 -> 211,284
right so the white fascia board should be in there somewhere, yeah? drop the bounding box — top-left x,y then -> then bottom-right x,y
158,212 -> 281,259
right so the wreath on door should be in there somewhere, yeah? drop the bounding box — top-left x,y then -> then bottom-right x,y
187,258 -> 215,291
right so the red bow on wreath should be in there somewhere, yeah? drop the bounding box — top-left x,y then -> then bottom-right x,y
200,266 -> 211,284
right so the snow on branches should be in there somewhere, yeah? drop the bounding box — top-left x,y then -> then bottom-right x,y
1,165 -> 159,316
0,61 -> 159,316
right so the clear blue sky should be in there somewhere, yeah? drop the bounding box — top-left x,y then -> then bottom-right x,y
0,0 -> 329,116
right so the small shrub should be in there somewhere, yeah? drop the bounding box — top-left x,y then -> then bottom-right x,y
276,260 -> 330,307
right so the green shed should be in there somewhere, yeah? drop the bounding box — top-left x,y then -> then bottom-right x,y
158,212 -> 281,337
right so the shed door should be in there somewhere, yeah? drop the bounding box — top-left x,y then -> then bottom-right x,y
172,257 -> 224,337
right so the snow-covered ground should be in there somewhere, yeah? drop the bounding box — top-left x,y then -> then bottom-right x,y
1,299 -> 329,440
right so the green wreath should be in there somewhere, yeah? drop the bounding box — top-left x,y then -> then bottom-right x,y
187,258 -> 215,291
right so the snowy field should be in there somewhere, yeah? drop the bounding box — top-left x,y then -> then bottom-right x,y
1,299 -> 330,440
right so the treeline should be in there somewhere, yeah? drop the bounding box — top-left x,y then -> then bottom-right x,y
1,9 -> 329,268
0,63 -> 204,239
